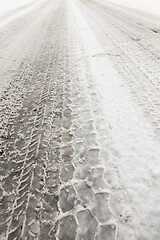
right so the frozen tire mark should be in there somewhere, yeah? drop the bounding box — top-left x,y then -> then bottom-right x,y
0,0 -> 117,239
78,0 -> 160,139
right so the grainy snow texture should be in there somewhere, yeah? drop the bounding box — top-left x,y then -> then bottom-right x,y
0,0 -> 160,239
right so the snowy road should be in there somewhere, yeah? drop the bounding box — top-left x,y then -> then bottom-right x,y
1,0 -> 160,239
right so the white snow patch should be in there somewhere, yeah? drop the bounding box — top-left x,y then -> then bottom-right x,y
0,0 -> 45,28
72,0 -> 160,238
0,0 -> 34,16
105,0 -> 160,17
0,0 -> 41,13
93,53 -> 160,240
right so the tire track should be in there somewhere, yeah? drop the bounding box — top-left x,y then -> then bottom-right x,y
77,0 -> 160,139
53,2 -> 117,240
0,0 -> 118,239
0,3 -> 61,239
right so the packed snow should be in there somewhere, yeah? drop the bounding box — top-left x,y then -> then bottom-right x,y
72,0 -> 160,238
0,0 -> 160,239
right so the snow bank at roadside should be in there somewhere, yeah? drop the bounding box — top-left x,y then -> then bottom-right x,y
106,0 -> 160,17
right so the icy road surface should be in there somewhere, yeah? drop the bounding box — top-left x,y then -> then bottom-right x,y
0,0 -> 160,239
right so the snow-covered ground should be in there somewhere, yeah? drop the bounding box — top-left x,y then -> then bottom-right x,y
0,0 -> 160,239
106,0 -> 160,17
0,0 -> 46,96
73,1 -> 160,238
0,0 -> 35,16
0,0 -> 45,28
